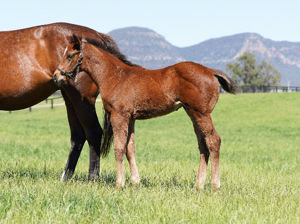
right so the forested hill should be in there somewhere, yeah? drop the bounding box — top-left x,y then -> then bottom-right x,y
109,27 -> 300,86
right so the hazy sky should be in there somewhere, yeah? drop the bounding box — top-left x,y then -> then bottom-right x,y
1,0 -> 299,47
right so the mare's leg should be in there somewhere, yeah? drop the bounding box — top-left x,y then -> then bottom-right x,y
187,110 -> 221,190
61,91 -> 86,181
85,121 -> 102,180
110,113 -> 130,188
126,120 -> 140,186
73,102 -> 102,180
62,86 -> 102,180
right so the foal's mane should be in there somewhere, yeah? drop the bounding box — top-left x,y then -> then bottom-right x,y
84,37 -> 140,67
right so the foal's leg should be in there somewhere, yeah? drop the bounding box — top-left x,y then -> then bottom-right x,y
189,111 -> 221,190
111,114 -> 130,188
193,129 -> 210,190
126,120 -> 140,187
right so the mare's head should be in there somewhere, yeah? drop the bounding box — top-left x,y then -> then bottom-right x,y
53,35 -> 84,87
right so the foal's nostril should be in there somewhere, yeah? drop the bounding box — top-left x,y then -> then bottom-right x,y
53,74 -> 57,82
52,73 -> 64,87
52,74 -> 59,85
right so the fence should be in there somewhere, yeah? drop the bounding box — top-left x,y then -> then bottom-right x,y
30,91 -> 63,111
7,91 -> 63,113
239,85 -> 300,93
5,85 -> 300,113
221,85 -> 300,93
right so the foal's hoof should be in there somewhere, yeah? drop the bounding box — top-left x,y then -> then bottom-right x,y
212,183 -> 221,192
116,181 -> 125,189
131,178 -> 140,189
194,183 -> 205,192
131,182 -> 140,189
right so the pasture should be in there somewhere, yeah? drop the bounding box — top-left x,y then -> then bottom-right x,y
0,92 -> 299,223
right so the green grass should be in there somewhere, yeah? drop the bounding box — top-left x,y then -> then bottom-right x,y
0,92 -> 299,223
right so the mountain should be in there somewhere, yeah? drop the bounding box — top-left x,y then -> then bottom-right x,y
109,27 -> 300,86
109,27 -> 184,68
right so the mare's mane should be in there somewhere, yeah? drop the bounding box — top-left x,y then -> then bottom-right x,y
83,37 -> 140,67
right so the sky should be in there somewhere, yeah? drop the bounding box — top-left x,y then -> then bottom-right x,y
1,0 -> 299,47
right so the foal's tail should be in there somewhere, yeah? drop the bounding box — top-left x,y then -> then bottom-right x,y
213,69 -> 238,94
100,111 -> 113,158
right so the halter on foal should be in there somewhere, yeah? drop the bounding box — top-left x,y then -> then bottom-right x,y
56,42 -> 85,80
54,35 -> 237,190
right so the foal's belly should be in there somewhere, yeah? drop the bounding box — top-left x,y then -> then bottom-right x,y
133,100 -> 183,120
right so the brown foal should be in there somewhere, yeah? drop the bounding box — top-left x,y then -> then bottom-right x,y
54,35 -> 237,190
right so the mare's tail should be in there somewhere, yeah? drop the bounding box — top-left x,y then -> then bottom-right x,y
100,111 -> 114,158
213,69 -> 238,94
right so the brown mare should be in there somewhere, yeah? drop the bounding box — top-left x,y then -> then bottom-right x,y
0,23 -> 135,181
53,35 -> 237,190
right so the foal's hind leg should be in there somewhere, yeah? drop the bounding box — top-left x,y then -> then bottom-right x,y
194,132 -> 210,190
126,120 -> 140,187
189,111 -> 221,190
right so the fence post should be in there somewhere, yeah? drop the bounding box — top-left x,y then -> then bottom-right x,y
51,99 -> 54,109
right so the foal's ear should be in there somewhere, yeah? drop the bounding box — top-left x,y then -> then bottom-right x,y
69,34 -> 81,51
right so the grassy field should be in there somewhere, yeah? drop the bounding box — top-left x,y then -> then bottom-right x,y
0,92 -> 299,223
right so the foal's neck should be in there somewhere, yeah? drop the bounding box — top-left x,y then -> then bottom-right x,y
84,44 -> 139,85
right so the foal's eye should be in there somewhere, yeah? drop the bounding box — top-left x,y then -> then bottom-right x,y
67,54 -> 74,60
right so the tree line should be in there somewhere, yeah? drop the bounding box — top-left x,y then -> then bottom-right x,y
226,52 -> 281,92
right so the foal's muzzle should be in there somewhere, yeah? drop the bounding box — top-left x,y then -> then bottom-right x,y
52,73 -> 66,88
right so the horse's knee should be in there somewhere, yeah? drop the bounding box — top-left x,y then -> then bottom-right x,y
70,128 -> 86,150
205,129 -> 221,153
86,125 -> 103,142
114,146 -> 126,161
70,138 -> 85,151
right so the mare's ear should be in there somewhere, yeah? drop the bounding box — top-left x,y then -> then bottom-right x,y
69,34 -> 81,51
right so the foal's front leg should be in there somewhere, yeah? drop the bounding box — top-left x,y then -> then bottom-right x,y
111,114 -> 130,188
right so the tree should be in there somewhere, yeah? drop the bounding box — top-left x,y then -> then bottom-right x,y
258,60 -> 281,86
226,52 -> 281,91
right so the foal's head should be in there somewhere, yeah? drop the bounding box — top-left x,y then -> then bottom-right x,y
53,35 -> 84,87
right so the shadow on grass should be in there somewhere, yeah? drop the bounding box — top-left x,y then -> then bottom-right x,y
0,167 -> 116,186
1,168 -> 210,191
